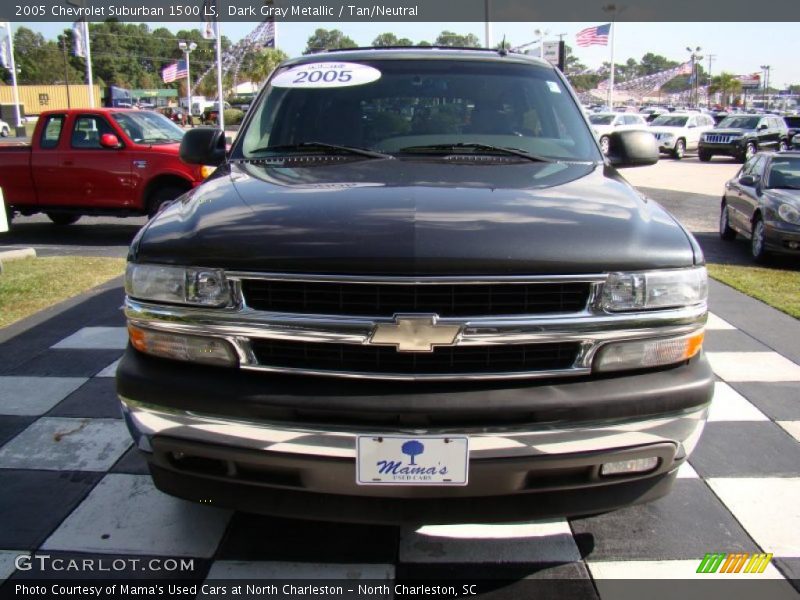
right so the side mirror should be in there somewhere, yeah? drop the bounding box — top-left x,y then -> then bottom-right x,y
180,127 -> 226,166
738,174 -> 759,187
606,130 -> 659,168
99,133 -> 121,149
758,124 -> 768,130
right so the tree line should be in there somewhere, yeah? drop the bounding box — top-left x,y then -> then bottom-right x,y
1,24 -> 794,100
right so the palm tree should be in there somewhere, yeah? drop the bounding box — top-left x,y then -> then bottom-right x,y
709,72 -> 742,107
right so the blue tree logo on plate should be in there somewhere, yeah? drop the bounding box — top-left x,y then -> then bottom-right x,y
401,440 -> 424,465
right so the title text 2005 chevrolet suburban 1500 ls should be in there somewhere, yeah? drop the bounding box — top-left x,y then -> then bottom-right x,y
117,49 -> 713,524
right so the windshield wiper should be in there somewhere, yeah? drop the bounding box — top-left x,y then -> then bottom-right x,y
249,141 -> 393,160
396,143 -> 553,162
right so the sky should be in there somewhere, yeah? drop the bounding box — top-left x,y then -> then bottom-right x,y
17,21 -> 800,86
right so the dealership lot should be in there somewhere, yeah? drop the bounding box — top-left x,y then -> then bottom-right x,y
1,158 -> 799,595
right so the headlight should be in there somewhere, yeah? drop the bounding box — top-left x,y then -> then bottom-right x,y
601,267 -> 707,312
594,330 -> 705,372
125,264 -> 231,307
778,203 -> 800,224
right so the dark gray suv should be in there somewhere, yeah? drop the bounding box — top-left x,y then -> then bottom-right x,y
118,48 -> 713,524
699,114 -> 789,162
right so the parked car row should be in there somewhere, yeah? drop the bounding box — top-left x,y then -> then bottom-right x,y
589,110 -> 793,162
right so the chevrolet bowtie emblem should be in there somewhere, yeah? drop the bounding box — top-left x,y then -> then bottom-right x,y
369,314 -> 462,352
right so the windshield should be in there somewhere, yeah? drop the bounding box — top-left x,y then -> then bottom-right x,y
766,157 -> 800,189
237,59 -> 600,162
717,116 -> 760,130
588,114 -> 615,125
651,116 -> 688,127
111,111 -> 185,144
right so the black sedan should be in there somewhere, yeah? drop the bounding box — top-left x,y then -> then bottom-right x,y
720,151 -> 800,261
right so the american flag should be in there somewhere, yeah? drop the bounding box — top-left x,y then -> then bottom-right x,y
161,60 -> 188,83
576,23 -> 611,47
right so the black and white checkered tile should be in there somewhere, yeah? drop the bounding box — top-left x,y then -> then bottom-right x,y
0,286 -> 798,596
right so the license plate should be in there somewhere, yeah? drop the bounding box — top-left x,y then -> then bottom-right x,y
356,435 -> 469,486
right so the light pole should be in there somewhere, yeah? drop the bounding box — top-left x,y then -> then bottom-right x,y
534,28 -> 549,60
178,41 -> 197,123
706,53 -> 715,106
686,46 -> 702,107
760,65 -> 770,110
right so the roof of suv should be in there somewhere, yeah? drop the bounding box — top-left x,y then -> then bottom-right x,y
282,47 -> 551,69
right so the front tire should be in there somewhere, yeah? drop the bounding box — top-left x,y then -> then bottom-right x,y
750,216 -> 769,263
778,140 -> 788,152
147,185 -> 187,219
46,213 -> 81,226
719,201 -> 736,241
671,139 -> 686,160
742,142 -> 757,162
0,127 -> 8,137
698,150 -> 712,162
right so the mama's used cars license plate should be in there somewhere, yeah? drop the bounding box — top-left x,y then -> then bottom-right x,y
356,435 -> 469,486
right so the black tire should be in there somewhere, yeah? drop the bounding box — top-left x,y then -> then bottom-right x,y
671,139 -> 686,160
46,213 -> 81,226
750,215 -> 769,263
599,136 -> 610,156
147,185 -> 187,219
0,126 -> 8,137
698,151 -> 712,162
719,201 -> 736,241
742,142 -> 757,163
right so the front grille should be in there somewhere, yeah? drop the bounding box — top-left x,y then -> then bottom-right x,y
250,339 -> 580,375
240,280 -> 591,317
703,135 -> 735,144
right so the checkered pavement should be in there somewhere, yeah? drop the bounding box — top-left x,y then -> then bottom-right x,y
0,283 -> 798,597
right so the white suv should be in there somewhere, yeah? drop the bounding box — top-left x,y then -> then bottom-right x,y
588,112 -> 649,154
649,113 -> 715,159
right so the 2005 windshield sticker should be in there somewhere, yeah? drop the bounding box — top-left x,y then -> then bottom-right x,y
271,62 -> 382,88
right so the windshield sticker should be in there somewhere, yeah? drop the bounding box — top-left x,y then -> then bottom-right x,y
271,63 -> 382,89
547,81 -> 561,93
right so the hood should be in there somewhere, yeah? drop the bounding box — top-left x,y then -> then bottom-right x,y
649,126 -> 684,134
133,157 -> 697,275
591,124 -> 615,135
710,128 -> 751,136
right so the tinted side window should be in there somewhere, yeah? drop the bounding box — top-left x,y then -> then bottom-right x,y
40,115 -> 65,149
746,156 -> 767,176
71,115 -> 115,149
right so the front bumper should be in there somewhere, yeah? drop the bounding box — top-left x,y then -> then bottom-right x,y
765,220 -> 800,255
118,349 -> 713,523
698,140 -> 745,157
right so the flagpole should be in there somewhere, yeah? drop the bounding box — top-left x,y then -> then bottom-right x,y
82,19 -> 94,107
215,20 -> 224,131
608,21 -> 615,109
4,22 -> 22,132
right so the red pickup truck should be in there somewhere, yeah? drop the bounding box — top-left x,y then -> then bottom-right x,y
0,108 -> 211,224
